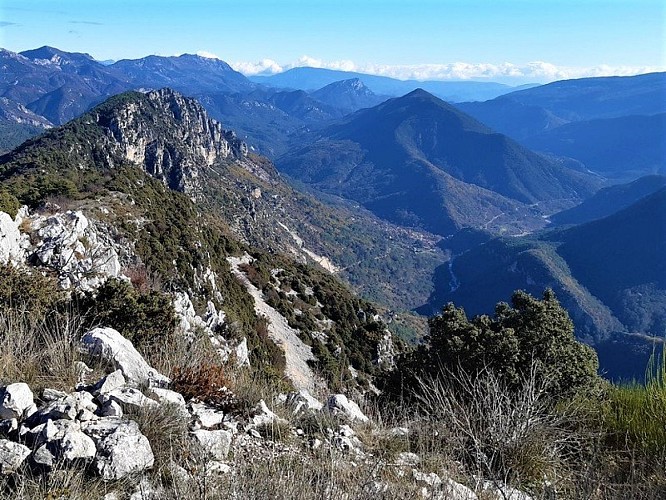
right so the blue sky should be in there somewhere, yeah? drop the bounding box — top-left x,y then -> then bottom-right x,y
1,0 -> 664,83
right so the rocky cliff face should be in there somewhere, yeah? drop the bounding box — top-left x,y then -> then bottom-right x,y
88,88 -> 248,195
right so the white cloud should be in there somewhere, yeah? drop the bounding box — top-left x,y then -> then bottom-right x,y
231,56 -> 664,83
231,58 -> 283,76
196,50 -> 220,60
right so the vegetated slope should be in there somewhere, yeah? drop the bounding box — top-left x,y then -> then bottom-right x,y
420,188 -> 666,380
523,114 -> 666,181
495,72 -> 666,121
550,187 -> 666,334
0,85 -> 443,318
551,175 -> 666,225
456,97 -> 569,142
194,91 -> 313,158
458,72 -> 666,141
0,47 -> 364,159
0,89 -> 399,387
278,89 -> 600,236
1,47 -> 256,127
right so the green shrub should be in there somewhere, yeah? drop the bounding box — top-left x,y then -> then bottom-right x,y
78,278 -> 176,347
383,289 -> 599,403
0,191 -> 20,218
0,264 -> 62,315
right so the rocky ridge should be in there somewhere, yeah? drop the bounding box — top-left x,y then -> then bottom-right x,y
87,88 -> 248,195
0,324 -> 527,499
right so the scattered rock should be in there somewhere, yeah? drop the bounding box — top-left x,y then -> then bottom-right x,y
91,370 -> 126,396
234,337 -> 250,367
99,387 -> 159,412
57,428 -> 97,462
41,388 -> 68,402
83,419 -> 154,480
38,391 -> 98,421
285,389 -> 323,415
0,383 -> 34,420
440,478 -> 478,500
0,439 -> 30,474
149,387 -> 186,408
75,361 -> 94,385
396,452 -> 420,466
191,429 -> 232,461
0,211 -> 25,265
31,444 -> 55,471
80,327 -> 169,387
33,419 -> 79,447
325,394 -> 369,423
480,482 -> 533,500
129,477 -> 164,500
0,419 -> 17,435
98,400 -> 123,418
389,426 -> 410,437
364,480 -> 389,494
189,402 -> 225,429
413,469 -> 443,488
249,399 -> 287,427
206,460 -> 232,475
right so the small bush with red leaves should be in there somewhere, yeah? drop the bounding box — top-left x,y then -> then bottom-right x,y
170,364 -> 241,413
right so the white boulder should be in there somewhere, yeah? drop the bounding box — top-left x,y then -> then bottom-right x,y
57,428 -> 97,462
31,444 -> 55,471
189,402 -> 225,429
80,327 -> 169,387
249,399 -> 287,428
98,400 -> 123,418
83,419 -> 154,480
98,387 -> 159,411
91,370 -> 126,396
191,429 -> 232,461
396,452 -> 420,466
234,337 -> 250,367
325,394 -> 369,423
0,211 -> 25,265
0,439 -> 30,474
441,478 -> 478,500
38,391 -> 98,421
0,383 -> 34,420
31,211 -> 122,291
148,387 -> 186,408
285,389 -> 323,415
413,469 -> 443,488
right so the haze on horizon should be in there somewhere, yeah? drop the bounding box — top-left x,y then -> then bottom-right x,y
1,0 -> 664,85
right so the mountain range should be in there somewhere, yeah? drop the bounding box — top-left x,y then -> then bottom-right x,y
0,45 -> 664,380
456,72 -> 666,181
0,88 -> 408,387
250,67 -> 533,101
0,46 -> 524,156
278,89 -> 600,235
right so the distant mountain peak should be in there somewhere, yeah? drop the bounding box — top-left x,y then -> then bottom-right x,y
310,78 -> 385,114
321,78 -> 373,94
176,53 -> 234,69
20,46 -> 95,65
404,87 -> 433,98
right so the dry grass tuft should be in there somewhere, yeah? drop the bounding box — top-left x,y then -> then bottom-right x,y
0,309 -> 87,392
